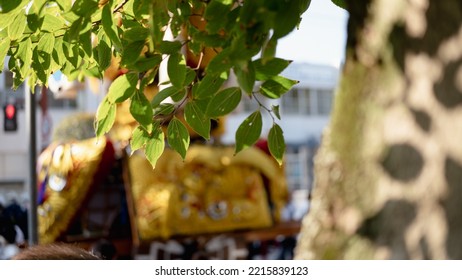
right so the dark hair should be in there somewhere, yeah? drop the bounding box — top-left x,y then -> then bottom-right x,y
0,212 -> 16,244
13,243 -> 100,260
90,239 -> 117,260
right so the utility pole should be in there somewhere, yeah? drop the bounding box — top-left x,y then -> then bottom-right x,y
25,83 -> 38,245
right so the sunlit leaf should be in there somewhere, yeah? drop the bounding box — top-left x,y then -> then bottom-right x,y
0,38 -> 11,71
95,97 -> 116,137
268,123 -> 285,166
206,87 -> 242,118
130,90 -> 154,132
235,110 -> 262,154
145,126 -> 165,168
151,86 -> 184,107
167,117 -> 190,159
123,26 -> 150,42
133,55 -> 162,72
41,14 -> 65,33
8,11 -> 27,41
107,73 -> 138,103
260,76 -> 299,99
102,3 -> 122,51
16,38 -> 32,77
37,33 -> 55,55
154,103 -> 175,116
130,125 -> 150,153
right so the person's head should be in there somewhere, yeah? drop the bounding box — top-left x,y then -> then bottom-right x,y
90,239 -> 117,260
0,212 -> 16,244
13,243 -> 100,260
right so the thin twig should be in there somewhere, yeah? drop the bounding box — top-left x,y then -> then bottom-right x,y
113,0 -> 129,13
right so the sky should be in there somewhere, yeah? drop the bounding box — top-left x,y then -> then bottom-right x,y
276,0 -> 349,68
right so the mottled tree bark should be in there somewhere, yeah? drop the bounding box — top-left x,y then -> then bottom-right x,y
295,0 -> 462,259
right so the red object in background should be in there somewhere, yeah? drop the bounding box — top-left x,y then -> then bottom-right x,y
255,138 -> 270,156
5,104 -> 15,119
3,103 -> 18,132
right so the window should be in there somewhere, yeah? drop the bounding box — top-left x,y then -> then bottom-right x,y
281,87 -> 333,116
285,147 -> 310,191
316,89 -> 333,115
281,88 -> 311,114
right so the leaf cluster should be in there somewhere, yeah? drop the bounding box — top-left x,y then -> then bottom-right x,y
0,0 -> 311,167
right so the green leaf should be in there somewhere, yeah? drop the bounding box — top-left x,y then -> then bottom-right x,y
0,12 -> 16,31
154,103 -> 175,116
0,0 -> 27,13
95,97 -> 116,137
8,11 -> 27,41
260,76 -> 299,99
234,61 -> 255,94
167,53 -> 187,88
102,3 -> 122,52
52,37 -> 65,66
122,40 -> 145,66
261,36 -> 277,63
273,0 -> 304,39
130,90 -> 154,132
167,117 -> 190,159
151,86 -> 184,107
158,40 -> 182,55
331,0 -> 346,10
26,13 -> 40,33
268,123 -> 285,165
31,50 -> 48,84
145,126 -> 165,168
184,101 -> 211,140
37,33 -> 55,55
97,39 -> 112,71
130,125 -> 150,153
194,73 -> 226,100
271,105 -> 281,120
235,110 -> 262,154
204,0 -> 231,34
0,38 -> 11,71
206,48 -> 232,74
184,68 -> 196,86
254,58 -> 292,80
16,38 -> 32,77
80,28 -> 92,58
71,0 -> 98,17
123,26 -> 150,42
133,55 -> 162,72
206,87 -> 242,118
41,14 -> 65,33
107,73 -> 138,103
67,17 -> 83,43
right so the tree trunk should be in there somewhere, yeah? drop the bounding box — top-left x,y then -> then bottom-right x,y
295,0 -> 462,259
